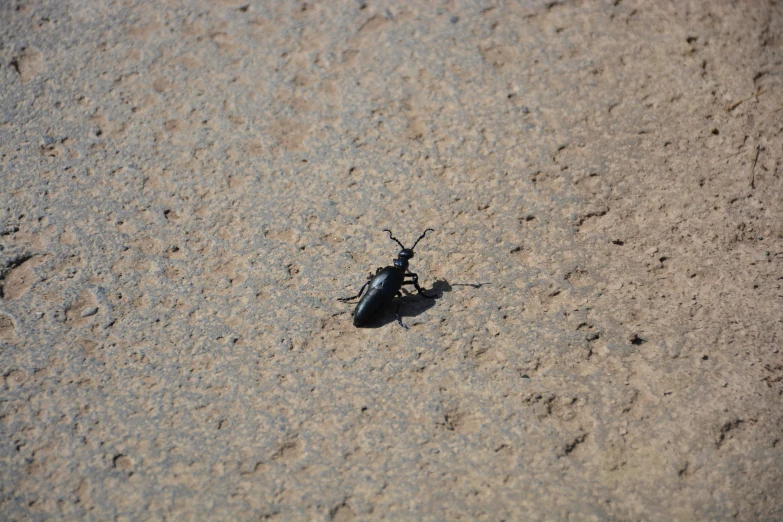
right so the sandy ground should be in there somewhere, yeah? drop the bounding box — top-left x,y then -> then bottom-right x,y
1,0 -> 782,520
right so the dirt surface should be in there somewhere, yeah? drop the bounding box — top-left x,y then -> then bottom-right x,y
1,0 -> 782,520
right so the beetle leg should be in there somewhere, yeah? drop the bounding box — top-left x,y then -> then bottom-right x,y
403,273 -> 436,298
412,281 -> 436,298
395,292 -> 408,329
338,278 -> 371,302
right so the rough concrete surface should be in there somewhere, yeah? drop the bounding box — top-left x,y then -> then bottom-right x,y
1,0 -> 782,520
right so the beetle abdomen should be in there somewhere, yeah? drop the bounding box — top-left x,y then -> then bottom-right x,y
352,288 -> 384,326
351,267 -> 404,327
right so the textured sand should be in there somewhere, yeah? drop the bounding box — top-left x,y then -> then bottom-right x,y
1,0 -> 782,520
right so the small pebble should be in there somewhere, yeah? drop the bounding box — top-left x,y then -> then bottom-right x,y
81,307 -> 98,317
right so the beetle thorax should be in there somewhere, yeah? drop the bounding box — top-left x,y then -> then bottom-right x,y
394,248 -> 414,270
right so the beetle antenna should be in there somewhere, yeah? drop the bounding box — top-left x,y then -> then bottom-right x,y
411,228 -> 434,250
383,229 -> 406,249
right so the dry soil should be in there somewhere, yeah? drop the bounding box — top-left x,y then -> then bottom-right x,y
1,0 -> 782,520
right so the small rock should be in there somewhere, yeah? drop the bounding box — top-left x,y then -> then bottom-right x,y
645,247 -> 659,255
81,307 -> 98,317
5,369 -> 27,388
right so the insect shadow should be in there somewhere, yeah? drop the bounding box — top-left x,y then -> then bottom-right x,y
358,279 -> 488,328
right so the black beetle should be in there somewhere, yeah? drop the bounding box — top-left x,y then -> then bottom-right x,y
339,228 -> 436,328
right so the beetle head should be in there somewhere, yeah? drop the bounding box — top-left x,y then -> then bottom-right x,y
384,228 -> 434,270
399,248 -> 414,260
